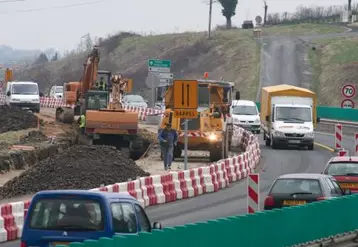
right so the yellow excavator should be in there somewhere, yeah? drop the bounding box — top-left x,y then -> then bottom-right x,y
56,46 -> 143,159
158,77 -> 240,162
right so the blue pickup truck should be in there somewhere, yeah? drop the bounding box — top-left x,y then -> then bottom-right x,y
21,190 -> 162,247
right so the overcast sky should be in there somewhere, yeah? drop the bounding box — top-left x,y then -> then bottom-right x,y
0,0 -> 349,51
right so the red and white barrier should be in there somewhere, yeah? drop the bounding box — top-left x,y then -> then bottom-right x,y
247,173 -> 260,214
338,149 -> 349,157
335,124 -> 342,150
0,102 -> 261,242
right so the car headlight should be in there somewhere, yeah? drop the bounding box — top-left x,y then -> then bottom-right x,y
254,119 -> 260,123
208,133 -> 217,141
273,131 -> 284,137
305,132 -> 314,137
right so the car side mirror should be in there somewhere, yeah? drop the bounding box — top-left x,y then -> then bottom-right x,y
235,91 -> 240,100
317,117 -> 320,123
345,189 -> 351,195
6,91 -> 10,96
265,115 -> 269,121
152,222 -> 162,229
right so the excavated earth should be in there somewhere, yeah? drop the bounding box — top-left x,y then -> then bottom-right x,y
0,145 -> 150,198
0,105 -> 38,133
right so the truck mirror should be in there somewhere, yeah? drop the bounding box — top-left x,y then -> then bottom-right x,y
317,117 -> 320,123
6,91 -> 10,96
39,92 -> 44,97
235,91 -> 240,100
265,116 -> 269,121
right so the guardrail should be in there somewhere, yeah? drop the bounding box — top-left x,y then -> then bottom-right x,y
53,194 -> 358,247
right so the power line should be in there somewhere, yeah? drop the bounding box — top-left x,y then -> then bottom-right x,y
0,0 -> 104,14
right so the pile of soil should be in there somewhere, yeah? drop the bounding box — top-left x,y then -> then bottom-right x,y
138,129 -> 157,144
18,130 -> 49,144
0,145 -> 150,198
0,105 -> 38,133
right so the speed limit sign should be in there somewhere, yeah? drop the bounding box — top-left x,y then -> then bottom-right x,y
341,99 -> 355,108
342,84 -> 356,98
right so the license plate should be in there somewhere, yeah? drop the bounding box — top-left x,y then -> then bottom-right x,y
288,140 -> 300,144
283,200 -> 306,206
339,183 -> 358,189
51,242 -> 69,247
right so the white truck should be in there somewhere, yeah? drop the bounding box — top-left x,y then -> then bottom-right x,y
261,84 -> 320,150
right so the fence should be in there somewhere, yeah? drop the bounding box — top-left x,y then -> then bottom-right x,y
60,194 -> 358,247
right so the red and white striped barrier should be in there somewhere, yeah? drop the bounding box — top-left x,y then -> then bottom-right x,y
247,173 -> 260,214
338,149 -> 349,157
335,124 -> 342,150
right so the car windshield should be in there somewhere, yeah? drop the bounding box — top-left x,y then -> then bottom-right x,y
125,95 -> 145,102
232,105 -> 257,115
29,198 -> 103,231
276,107 -> 312,122
327,162 -> 358,176
55,87 -> 63,93
12,84 -> 38,95
270,178 -> 322,195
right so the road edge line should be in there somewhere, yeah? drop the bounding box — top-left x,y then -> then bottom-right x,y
314,142 -> 335,152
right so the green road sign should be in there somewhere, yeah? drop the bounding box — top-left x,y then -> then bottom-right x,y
148,59 -> 171,68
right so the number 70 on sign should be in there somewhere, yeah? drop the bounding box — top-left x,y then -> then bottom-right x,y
173,80 -> 199,109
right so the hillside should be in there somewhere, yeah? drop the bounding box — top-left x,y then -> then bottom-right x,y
309,36 -> 358,106
15,30 -> 261,100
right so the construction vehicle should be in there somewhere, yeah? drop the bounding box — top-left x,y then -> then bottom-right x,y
55,46 -> 143,159
158,77 -> 240,162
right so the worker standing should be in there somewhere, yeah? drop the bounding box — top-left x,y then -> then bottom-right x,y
158,123 -> 178,171
78,114 -> 86,134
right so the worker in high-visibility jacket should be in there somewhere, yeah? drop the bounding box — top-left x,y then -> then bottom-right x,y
78,114 -> 86,134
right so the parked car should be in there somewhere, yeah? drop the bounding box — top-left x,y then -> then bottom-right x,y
230,100 -> 261,134
21,190 -> 162,247
322,156 -> 358,193
122,94 -> 148,108
264,173 -> 348,210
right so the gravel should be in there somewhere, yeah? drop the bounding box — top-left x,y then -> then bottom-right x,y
0,105 -> 38,133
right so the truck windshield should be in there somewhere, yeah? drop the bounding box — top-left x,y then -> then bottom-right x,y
12,84 -> 38,95
276,107 -> 312,122
232,105 -> 257,115
199,86 -> 209,107
55,87 -> 63,93
29,198 -> 104,231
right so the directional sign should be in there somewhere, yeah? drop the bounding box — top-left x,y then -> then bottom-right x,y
148,71 -> 173,80
255,15 -> 262,24
341,83 -> 356,98
148,59 -> 171,73
173,80 -> 198,109
173,109 -> 198,119
341,98 -> 355,108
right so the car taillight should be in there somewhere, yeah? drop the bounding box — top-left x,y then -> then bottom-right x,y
21,241 -> 27,247
316,196 -> 326,201
264,196 -> 274,206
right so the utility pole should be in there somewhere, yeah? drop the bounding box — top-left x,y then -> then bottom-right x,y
263,1 -> 268,26
208,0 -> 213,39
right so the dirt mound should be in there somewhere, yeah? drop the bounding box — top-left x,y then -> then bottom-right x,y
0,145 -> 150,198
0,105 -> 38,134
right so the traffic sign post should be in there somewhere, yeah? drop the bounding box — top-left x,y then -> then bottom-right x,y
173,80 -> 199,170
341,98 -> 355,108
341,84 -> 356,99
148,59 -> 171,73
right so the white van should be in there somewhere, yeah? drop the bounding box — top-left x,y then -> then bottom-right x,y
49,85 -> 63,99
5,81 -> 40,113
230,100 -> 261,134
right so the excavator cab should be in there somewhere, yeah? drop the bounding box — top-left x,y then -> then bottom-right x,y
85,90 -> 108,111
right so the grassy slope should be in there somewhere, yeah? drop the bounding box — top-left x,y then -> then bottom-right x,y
309,36 -> 358,105
19,30 -> 261,100
262,23 -> 346,35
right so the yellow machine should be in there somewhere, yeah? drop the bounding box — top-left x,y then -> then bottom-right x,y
158,79 -> 240,162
